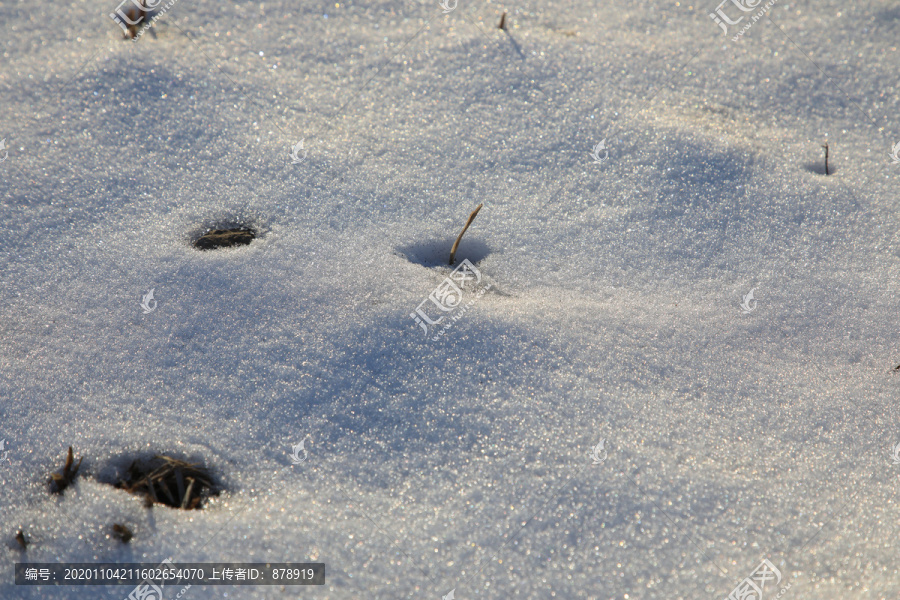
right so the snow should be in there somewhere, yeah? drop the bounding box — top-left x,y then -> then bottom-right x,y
1,0 -> 899,598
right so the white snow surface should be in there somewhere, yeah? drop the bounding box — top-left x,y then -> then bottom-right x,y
1,0 -> 899,598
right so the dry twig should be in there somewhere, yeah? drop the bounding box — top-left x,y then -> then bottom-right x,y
449,203 -> 483,265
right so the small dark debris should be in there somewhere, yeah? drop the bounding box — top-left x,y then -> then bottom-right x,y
49,446 -> 83,494
112,523 -> 133,543
894,364 -> 900,370
124,2 -> 147,39
194,228 -> 255,251
15,530 -> 27,550
116,455 -> 217,510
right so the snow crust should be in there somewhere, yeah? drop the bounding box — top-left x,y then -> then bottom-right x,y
1,0 -> 899,598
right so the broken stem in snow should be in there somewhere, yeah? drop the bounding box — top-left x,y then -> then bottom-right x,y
449,203 -> 483,265
822,142 -> 830,175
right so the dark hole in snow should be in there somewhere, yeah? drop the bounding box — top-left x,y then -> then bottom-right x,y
103,454 -> 220,510
397,237 -> 491,268
193,227 -> 256,250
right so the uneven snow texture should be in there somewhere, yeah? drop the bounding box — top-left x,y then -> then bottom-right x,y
1,0 -> 899,598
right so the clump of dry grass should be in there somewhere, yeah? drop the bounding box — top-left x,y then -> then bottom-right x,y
49,446 -> 83,494
194,228 -> 256,250
116,455 -> 216,510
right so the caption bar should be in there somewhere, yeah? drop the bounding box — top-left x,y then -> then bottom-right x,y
16,563 -> 325,585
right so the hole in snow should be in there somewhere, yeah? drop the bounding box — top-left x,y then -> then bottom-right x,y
397,237 -> 491,268
100,453 -> 221,510
193,227 -> 256,251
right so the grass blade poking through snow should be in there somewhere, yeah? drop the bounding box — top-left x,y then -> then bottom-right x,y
49,446 -> 82,494
449,203 -> 483,265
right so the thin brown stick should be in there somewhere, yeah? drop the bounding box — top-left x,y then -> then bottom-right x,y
498,11 -> 507,30
181,477 -> 196,509
449,203 -> 483,265
822,142 -> 829,175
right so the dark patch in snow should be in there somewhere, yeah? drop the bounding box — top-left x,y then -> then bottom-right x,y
193,227 -> 256,251
397,237 -> 491,268
99,453 -> 221,510
802,161 -> 840,176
